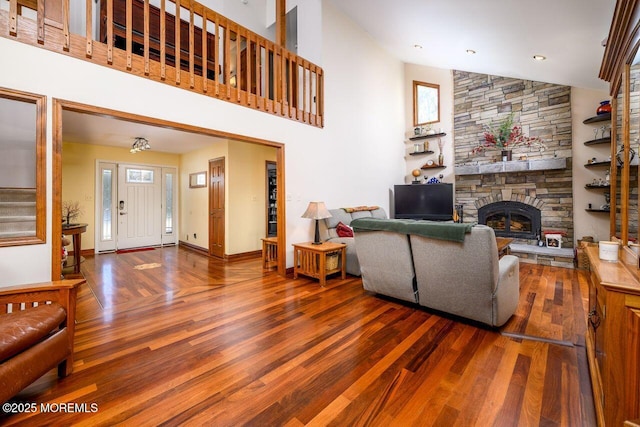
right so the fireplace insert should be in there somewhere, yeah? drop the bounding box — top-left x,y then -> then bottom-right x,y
478,201 -> 541,239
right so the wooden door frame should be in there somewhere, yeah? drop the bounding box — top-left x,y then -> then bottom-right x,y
52,99 -> 287,279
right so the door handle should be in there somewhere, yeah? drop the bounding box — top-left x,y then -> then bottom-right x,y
119,212 -> 127,215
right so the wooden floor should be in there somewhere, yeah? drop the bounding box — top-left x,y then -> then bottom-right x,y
1,247 -> 596,426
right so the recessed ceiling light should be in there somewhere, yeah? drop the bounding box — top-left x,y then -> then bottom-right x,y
466,49 -> 476,55
533,55 -> 546,61
414,44 -> 423,49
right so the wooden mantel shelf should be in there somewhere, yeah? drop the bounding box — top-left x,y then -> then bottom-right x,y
455,158 -> 567,176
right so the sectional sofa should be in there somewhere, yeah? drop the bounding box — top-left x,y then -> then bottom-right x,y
352,219 -> 520,327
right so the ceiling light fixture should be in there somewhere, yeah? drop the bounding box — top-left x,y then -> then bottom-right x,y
130,137 -> 151,153
414,44 -> 423,49
533,55 -> 546,61
466,49 -> 476,55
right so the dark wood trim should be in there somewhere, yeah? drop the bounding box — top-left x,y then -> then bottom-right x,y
52,99 -> 287,278
0,87 -> 47,249
600,0 -> 640,94
225,250 -> 261,261
178,240 -> 208,256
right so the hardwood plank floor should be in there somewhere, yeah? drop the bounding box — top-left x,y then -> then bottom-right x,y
1,247 -> 595,426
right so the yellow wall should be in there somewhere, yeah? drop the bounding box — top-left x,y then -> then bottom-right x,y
228,142 -> 277,254
179,142 -> 228,250
179,140 -> 277,255
62,141 -> 180,252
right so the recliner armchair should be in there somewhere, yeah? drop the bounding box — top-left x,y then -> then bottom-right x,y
0,279 -> 84,403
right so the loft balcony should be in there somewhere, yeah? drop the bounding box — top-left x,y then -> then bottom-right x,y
0,0 -> 324,127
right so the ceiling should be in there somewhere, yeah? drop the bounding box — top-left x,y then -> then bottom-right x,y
62,110 -> 227,154
63,1 -> 616,150
329,0 -> 616,91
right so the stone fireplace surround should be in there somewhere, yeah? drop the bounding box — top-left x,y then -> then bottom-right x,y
452,71 -> 575,268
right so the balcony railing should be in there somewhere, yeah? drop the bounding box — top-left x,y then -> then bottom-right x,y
1,0 -> 324,127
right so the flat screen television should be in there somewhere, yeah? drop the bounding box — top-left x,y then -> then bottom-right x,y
394,183 -> 453,221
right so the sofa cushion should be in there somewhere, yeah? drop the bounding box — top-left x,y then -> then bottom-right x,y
0,303 -> 66,363
336,222 -> 354,237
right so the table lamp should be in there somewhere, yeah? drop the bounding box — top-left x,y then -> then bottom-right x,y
301,201 -> 332,245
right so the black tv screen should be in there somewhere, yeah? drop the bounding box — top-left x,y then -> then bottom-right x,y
394,183 -> 453,221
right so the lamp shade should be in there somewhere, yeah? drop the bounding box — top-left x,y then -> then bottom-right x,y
301,201 -> 332,220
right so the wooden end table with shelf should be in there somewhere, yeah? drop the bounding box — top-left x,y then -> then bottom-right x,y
292,241 -> 346,286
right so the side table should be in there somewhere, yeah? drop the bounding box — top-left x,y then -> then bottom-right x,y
292,241 -> 346,286
261,237 -> 278,269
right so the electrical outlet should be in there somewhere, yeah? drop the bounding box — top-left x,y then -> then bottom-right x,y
193,233 -> 197,239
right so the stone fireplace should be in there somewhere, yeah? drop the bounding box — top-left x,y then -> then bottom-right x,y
478,200 -> 541,240
452,71 -> 575,268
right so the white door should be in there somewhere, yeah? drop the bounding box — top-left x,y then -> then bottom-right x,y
117,164 -> 162,250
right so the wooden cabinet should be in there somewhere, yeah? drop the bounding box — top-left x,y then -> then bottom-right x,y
586,247 -> 640,425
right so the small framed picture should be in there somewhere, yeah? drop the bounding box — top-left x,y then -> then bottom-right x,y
189,171 -> 207,188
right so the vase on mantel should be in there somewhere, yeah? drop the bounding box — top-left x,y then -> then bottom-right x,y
500,150 -> 512,162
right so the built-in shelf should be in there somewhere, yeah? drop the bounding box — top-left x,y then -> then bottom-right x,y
409,132 -> 446,141
583,113 -> 611,124
408,150 -> 435,156
420,164 -> 446,170
584,137 -> 611,146
455,157 -> 566,176
584,161 -> 611,168
585,208 -> 610,213
585,184 -> 611,189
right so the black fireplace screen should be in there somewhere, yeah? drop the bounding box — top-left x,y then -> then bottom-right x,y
478,201 -> 541,239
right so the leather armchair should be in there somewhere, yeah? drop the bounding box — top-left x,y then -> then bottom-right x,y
0,279 -> 84,403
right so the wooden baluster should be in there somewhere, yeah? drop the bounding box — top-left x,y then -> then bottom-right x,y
175,0 -> 181,85
9,0 -> 17,36
63,0 -> 69,50
265,43 -> 271,112
202,10 -> 208,93
236,28 -> 241,102
189,7 -> 195,88
281,48 -> 287,116
318,68 -> 323,127
144,0 -> 150,75
246,34 -> 252,105
288,55 -> 293,118
224,25 -> 230,99
37,0 -> 44,43
160,0 -> 166,79
126,0 -> 132,69
256,41 -> 262,109
302,61 -> 307,122
107,0 -> 113,64
85,0 -> 93,56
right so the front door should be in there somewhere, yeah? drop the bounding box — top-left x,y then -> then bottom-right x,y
209,157 -> 225,257
117,164 -> 162,250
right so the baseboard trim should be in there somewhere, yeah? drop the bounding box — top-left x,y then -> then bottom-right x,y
226,250 -> 261,262
178,241 -> 209,256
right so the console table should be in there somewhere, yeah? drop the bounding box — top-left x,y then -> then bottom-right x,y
292,241 -> 346,286
62,223 -> 88,274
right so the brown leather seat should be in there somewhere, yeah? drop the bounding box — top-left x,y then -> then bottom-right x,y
0,279 -> 84,404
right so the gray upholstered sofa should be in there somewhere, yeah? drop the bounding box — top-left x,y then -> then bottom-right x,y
319,207 -> 387,276
352,219 -> 519,327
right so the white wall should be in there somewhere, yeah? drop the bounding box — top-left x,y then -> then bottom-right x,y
0,0 -> 405,286
404,64 -> 454,186
572,87 -> 612,243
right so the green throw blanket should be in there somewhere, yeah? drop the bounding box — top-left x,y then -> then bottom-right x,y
350,218 -> 474,243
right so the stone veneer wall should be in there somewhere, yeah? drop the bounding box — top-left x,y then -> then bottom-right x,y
453,71 -> 574,248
